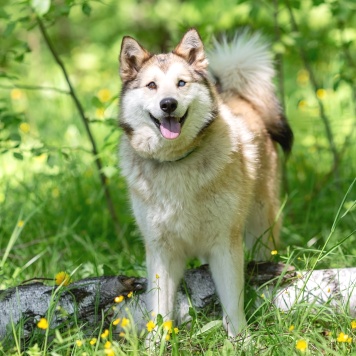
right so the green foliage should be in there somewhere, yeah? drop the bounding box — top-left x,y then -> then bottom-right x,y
0,0 -> 355,354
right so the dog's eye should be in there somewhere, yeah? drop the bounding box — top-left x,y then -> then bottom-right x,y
178,80 -> 186,87
147,82 -> 157,90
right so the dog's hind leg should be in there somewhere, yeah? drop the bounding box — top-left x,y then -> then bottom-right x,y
244,201 -> 281,260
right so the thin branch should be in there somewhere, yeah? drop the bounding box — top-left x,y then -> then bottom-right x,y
0,84 -> 70,94
284,0 -> 340,176
273,0 -> 290,194
36,16 -> 122,237
273,0 -> 285,110
337,20 -> 356,153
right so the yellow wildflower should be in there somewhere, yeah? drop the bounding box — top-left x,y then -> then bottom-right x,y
127,291 -> 133,298
17,220 -> 25,228
55,271 -> 72,286
146,320 -> 156,332
316,89 -> 327,100
295,339 -> 308,352
155,274 -> 160,279
98,89 -> 111,103
165,334 -> 171,341
271,250 -> 278,256
95,107 -> 105,119
121,317 -> 130,328
298,100 -> 307,110
75,340 -> 83,347
104,341 -> 111,349
163,320 -> 173,332
52,188 -> 60,198
174,327 -> 179,334
337,332 -> 351,343
112,318 -> 120,326
101,329 -> 109,339
11,89 -> 23,100
89,338 -> 97,345
114,295 -> 124,303
19,122 -> 30,133
37,318 -> 49,330
104,349 -> 114,356
289,325 -> 295,332
351,320 -> 356,329
297,69 -> 309,85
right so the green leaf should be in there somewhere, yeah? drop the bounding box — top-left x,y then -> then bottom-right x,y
101,166 -> 118,179
194,320 -> 222,336
4,21 -> 16,37
91,96 -> 103,108
9,133 -> 21,142
13,152 -> 23,160
31,0 -> 51,16
82,2 -> 92,16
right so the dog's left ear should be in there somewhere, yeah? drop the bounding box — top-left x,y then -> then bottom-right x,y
174,29 -> 208,70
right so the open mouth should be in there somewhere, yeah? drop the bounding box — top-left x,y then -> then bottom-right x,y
149,110 -> 188,140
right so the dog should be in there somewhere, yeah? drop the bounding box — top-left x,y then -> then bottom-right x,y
118,28 -> 293,337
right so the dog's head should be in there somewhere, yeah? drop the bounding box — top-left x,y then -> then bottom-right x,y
119,29 -> 217,161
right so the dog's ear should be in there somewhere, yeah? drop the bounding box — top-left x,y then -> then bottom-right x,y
119,36 -> 151,82
173,29 -> 208,70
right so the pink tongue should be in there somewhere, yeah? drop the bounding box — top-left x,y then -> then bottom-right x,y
160,117 -> 181,140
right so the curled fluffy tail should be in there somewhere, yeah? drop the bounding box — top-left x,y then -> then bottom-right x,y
208,32 -> 293,154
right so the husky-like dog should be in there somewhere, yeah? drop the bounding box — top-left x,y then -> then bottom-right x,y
118,29 -> 292,336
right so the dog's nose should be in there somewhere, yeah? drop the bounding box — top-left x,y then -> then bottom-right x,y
160,97 -> 178,114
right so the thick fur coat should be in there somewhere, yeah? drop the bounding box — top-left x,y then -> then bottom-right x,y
118,29 -> 293,337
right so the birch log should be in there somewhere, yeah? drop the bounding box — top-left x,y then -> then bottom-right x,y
1,264 -> 356,340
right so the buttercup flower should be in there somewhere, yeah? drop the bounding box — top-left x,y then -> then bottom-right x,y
174,327 -> 179,334
104,341 -> 111,349
163,320 -> 173,332
337,332 -> 352,343
316,88 -> 327,100
155,274 -> 160,279
55,271 -> 72,286
76,340 -> 83,347
104,349 -> 114,356
19,122 -> 30,133
146,320 -> 156,332
127,291 -> 133,298
101,329 -> 109,339
121,317 -> 130,328
351,320 -> 356,329
89,338 -> 97,345
37,318 -> 49,330
11,89 -> 23,100
271,250 -> 278,255
289,325 -> 295,332
114,295 -> 124,303
112,318 -> 120,326
98,89 -> 111,103
295,339 -> 308,352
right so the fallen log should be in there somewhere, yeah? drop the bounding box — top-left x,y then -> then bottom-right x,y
1,263 -> 356,341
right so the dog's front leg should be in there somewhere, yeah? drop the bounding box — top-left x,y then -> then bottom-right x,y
209,235 -> 246,337
145,244 -> 185,323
